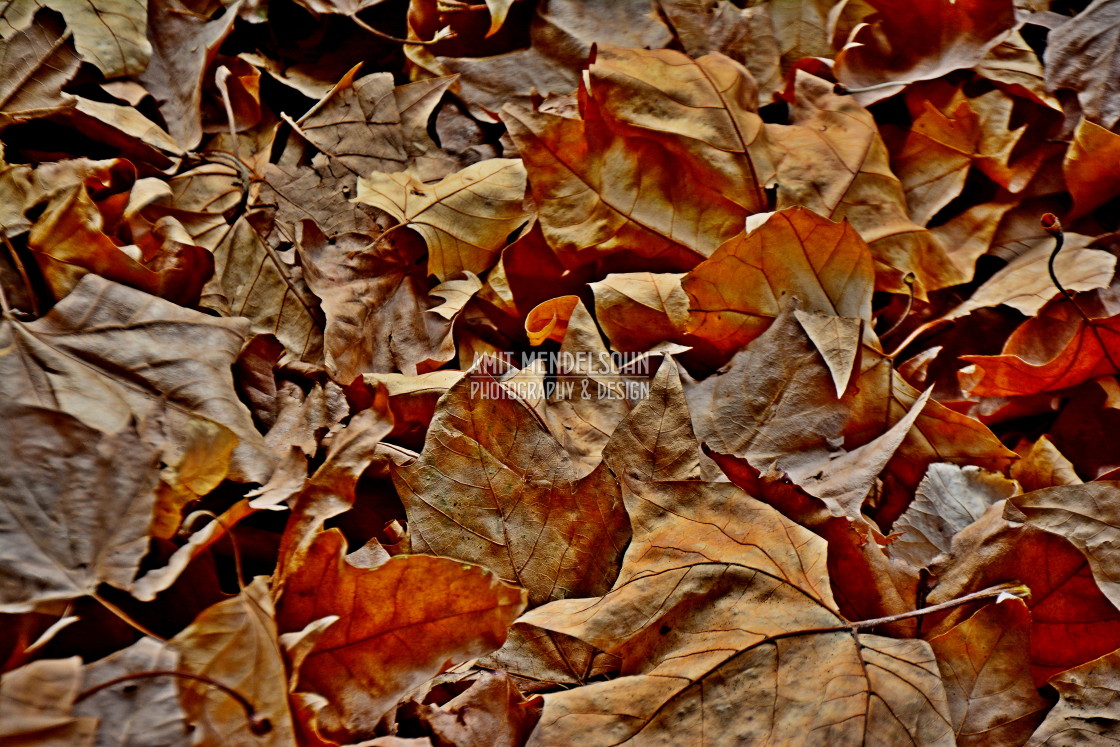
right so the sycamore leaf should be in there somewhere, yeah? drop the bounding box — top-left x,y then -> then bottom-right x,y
590,272 -> 689,353
391,371 -> 630,605
0,657 -> 96,746
769,72 -> 958,294
0,11 -> 80,130
960,313 -> 1120,397
276,531 -> 527,741
355,158 -> 530,281
519,476 -> 954,745
833,0 -> 1016,105
1065,118 -> 1120,219
1045,0 -> 1120,131
171,577 -> 296,746
138,0 -> 238,150
0,404 -> 158,611
683,206 -> 875,362
1010,483 -> 1120,612
0,274 -> 275,483
1,0 -> 149,79
928,600 -> 1049,746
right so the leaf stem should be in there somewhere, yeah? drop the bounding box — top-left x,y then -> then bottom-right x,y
351,13 -> 456,46
75,670 -> 272,735
878,272 -> 915,343
1043,213 -> 1120,375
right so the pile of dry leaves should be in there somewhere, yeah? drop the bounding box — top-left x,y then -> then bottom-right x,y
4,0 -> 1120,744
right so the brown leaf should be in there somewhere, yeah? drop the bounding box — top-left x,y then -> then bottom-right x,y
1,0 -> 149,79
590,272 -> 689,353
295,221 -> 461,379
0,657 -> 97,746
392,371 -> 630,605
171,576 -> 297,746
928,599 -> 1050,746
833,0 -> 1016,105
795,309 -> 863,398
1065,118 -> 1120,220
355,158 -> 530,280
769,72 -> 958,293
0,274 -> 275,483
1027,647 -> 1120,743
408,671 -> 541,747
682,206 -> 875,362
0,10 -> 80,130
1045,0 -> 1120,131
520,476 -> 954,745
276,530 -> 526,741
0,404 -> 157,611
891,463 -> 1021,569
1012,435 -> 1083,492
139,0 -> 238,150
201,217 -> 324,364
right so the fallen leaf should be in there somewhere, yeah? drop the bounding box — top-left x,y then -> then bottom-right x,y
683,206 -> 875,362
1,0 -> 149,79
928,599 -> 1050,746
406,671 -> 541,747
1045,0 -> 1120,130
1064,118 -> 1120,219
276,530 -> 526,741
0,11 -> 79,130
355,158 -> 530,280
0,657 -> 97,746
833,0 -> 1016,105
392,370 -> 630,605
171,576 -> 297,745
795,309 -> 863,398
1027,647 -> 1120,743
590,272 -> 689,353
0,274 -> 275,483
1012,435 -> 1083,492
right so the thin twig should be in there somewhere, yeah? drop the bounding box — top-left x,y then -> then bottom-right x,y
351,13 -> 456,46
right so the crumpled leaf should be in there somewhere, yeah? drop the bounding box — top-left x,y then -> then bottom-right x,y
405,670 -> 542,747
891,463 -> 1021,569
1,0 -> 149,79
928,599 -> 1049,746
0,657 -> 96,746
683,206 -> 875,362
276,530 -> 527,741
833,0 -> 1017,105
0,11 -> 80,130
139,0 -> 239,150
392,370 -> 630,606
769,72 -> 959,294
296,221 -> 465,379
1027,647 -> 1120,744
0,274 -> 275,483
355,158 -> 530,280
1045,0 -> 1120,131
170,576 -> 296,746
0,404 -> 157,612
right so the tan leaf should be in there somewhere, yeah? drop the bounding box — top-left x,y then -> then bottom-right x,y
355,158 -> 530,280
201,217 -> 325,364
590,272 -> 689,353
795,309 -> 863,398
928,600 -> 1049,746
276,531 -> 527,741
769,72 -> 958,294
392,370 -> 631,606
0,657 -> 96,746
0,274 -> 275,483
1,0 -> 149,79
683,206 -> 875,362
1045,0 -> 1120,131
1027,647 -> 1120,743
0,404 -> 157,612
171,576 -> 296,746
0,11 -> 79,130
1012,435 -> 1083,492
